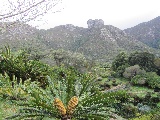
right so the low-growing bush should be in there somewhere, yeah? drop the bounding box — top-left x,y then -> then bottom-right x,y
131,72 -> 160,89
114,103 -> 138,119
0,73 -> 29,100
145,72 -> 160,89
131,75 -> 147,86
123,65 -> 146,79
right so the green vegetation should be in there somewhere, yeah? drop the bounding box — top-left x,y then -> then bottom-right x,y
0,48 -> 160,120
111,52 -> 129,77
128,52 -> 157,72
123,65 -> 146,79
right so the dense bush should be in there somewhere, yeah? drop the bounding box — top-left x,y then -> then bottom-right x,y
0,73 -> 29,100
131,74 -> 147,86
131,72 -> 160,88
111,52 -> 129,77
123,65 -> 146,79
145,72 -> 160,88
128,52 -> 157,72
114,102 -> 138,119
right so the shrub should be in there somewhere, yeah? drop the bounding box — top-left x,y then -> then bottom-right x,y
114,103 -> 138,119
128,52 -> 156,72
145,72 -> 160,89
131,72 -> 160,89
138,105 -> 151,113
154,58 -> 160,69
116,64 -> 130,77
123,65 -> 146,79
0,73 -> 29,100
131,74 -> 147,86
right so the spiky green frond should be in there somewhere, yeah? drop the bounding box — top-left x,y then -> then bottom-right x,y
5,66 -> 128,120
74,90 -> 127,119
6,80 -> 59,119
80,113 -> 110,120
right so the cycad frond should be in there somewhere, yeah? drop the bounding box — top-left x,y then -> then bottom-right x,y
74,90 -> 127,119
81,113 -> 110,120
5,66 -> 128,120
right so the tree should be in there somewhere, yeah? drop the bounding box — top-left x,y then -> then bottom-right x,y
0,0 -> 62,30
112,52 -> 128,71
128,52 -> 156,72
111,52 -> 129,77
154,58 -> 160,75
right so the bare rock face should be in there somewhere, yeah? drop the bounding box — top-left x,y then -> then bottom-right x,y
87,19 -> 104,29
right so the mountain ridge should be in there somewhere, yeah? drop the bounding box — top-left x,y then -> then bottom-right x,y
124,16 -> 160,48
0,18 -> 160,62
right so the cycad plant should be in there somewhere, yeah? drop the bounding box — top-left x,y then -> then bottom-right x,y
0,73 -> 29,100
0,46 -> 50,87
6,66 -> 128,120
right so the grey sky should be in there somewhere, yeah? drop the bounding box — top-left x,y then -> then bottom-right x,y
2,0 -> 160,30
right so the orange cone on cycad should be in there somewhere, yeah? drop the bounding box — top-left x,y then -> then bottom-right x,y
67,96 -> 78,115
54,98 -> 66,115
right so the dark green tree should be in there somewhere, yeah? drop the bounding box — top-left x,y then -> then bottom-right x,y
111,52 -> 129,77
128,52 -> 156,72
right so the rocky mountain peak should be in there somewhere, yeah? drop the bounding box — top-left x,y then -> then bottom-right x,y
87,19 -> 104,29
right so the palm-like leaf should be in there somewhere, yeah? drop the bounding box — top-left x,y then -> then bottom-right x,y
6,66 -> 128,120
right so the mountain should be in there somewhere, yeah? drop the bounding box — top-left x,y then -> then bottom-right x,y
0,19 -> 159,62
39,19 -> 157,61
124,16 -> 160,48
0,22 -> 40,49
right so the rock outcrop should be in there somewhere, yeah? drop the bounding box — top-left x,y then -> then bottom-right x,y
87,19 -> 104,29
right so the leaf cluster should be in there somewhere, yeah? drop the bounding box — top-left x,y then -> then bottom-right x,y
5,66 -> 128,120
131,72 -> 160,88
0,46 -> 51,87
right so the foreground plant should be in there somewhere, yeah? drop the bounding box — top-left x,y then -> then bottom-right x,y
6,67 -> 128,120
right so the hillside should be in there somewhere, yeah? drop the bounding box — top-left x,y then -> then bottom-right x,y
39,19 -> 158,61
0,19 -> 159,62
124,16 -> 160,48
0,22 -> 40,49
